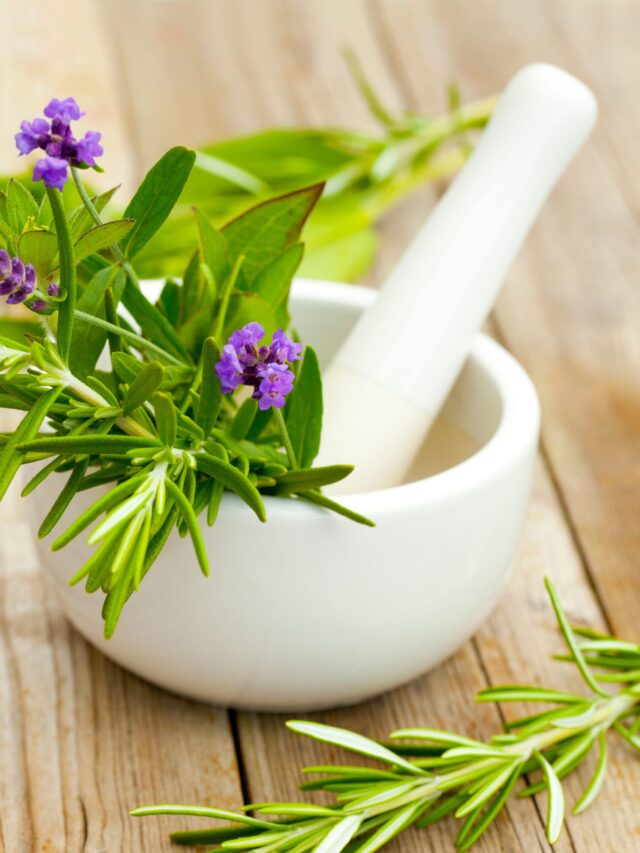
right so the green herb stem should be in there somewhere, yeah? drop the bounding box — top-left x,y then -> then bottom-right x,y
46,186 -> 77,364
274,407 -> 299,469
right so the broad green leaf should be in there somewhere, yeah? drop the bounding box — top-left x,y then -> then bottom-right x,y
0,316 -> 41,343
17,229 -> 59,279
121,280 -> 193,364
158,279 -> 181,328
252,242 -> 303,325
111,351 -> 143,383
222,183 -> 323,283
73,219 -> 134,263
195,453 -> 266,521
230,398 -> 257,440
6,178 -> 38,233
223,290 -> 279,342
122,362 -> 165,414
152,392 -> 177,447
69,185 -> 120,240
195,207 -> 228,284
195,337 -> 222,436
70,264 -> 126,378
286,722 -> 422,776
123,146 -> 196,258
285,346 -> 322,468
300,225 -> 378,283
0,386 -> 63,500
274,465 -> 353,493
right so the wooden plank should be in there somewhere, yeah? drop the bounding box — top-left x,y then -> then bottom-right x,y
372,0 -> 640,848
0,0 -> 244,848
0,477 -> 244,851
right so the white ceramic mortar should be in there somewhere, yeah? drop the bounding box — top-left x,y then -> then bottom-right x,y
27,279 -> 540,711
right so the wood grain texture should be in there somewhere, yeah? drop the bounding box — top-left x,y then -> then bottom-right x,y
1,0 -> 640,850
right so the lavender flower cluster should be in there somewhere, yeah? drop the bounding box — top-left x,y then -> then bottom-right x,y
216,323 -> 302,410
15,97 -> 103,190
0,250 -> 58,308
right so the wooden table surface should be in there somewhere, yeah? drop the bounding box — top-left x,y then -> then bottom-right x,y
1,1 -> 639,850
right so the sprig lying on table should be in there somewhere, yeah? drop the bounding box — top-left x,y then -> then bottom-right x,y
0,97 -> 372,639
132,580 -> 640,851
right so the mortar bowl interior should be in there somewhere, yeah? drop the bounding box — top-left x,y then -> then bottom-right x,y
28,279 -> 540,711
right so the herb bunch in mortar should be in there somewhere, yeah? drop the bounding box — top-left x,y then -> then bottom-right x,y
0,98 -> 372,638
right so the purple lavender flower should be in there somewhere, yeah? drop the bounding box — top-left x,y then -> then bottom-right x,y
255,362 -> 295,411
0,252 -> 37,304
215,324 -> 302,410
33,156 -> 69,191
44,97 -> 84,124
15,97 -> 103,190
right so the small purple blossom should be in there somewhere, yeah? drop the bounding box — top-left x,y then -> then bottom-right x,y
215,324 -> 301,410
15,97 -> 103,190
33,156 -> 69,191
0,251 -> 36,304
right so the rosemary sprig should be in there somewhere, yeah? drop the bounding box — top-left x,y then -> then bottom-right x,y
132,580 -> 640,850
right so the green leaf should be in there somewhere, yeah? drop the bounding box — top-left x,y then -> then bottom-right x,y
38,459 -> 89,538
194,207 -> 228,284
285,346 -> 322,468
0,387 -> 63,500
17,229 -> 59,279
545,578 -> 610,698
573,732 -> 607,815
20,434 -> 159,455
122,362 -> 165,414
476,686 -> 584,704
223,290 -> 279,342
123,146 -> 196,258
164,479 -> 210,576
121,280 -> 192,364
73,219 -> 135,263
195,453 -> 266,522
274,465 -> 353,493
69,185 -> 120,240
535,750 -> 565,844
6,178 -> 38,233
70,265 -> 126,378
252,242 -> 303,325
130,804 -> 274,830
286,722 -> 423,776
297,491 -> 375,527
352,801 -> 425,853
152,392 -> 177,447
230,398 -> 257,440
52,472 -> 148,550
195,337 -> 222,436
222,183 -> 323,282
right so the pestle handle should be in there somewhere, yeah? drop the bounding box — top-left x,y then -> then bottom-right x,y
318,64 -> 597,494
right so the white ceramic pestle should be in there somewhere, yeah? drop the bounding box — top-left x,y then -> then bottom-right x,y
317,63 -> 597,494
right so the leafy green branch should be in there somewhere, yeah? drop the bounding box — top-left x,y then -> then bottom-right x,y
132,580 -> 640,851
